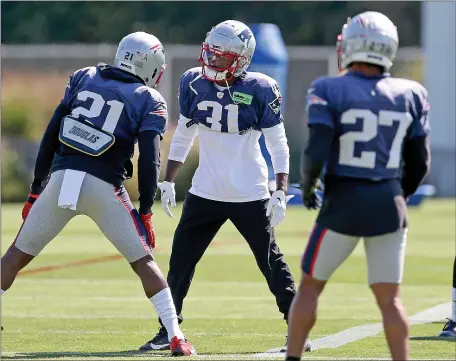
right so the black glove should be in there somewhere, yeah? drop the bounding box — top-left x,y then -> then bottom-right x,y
301,179 -> 323,210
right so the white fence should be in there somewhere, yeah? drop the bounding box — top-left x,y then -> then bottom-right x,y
3,44 -> 454,196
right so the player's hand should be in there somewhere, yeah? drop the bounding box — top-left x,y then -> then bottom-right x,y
158,181 -> 176,218
22,193 -> 40,221
302,179 -> 323,210
139,212 -> 156,249
266,190 -> 294,227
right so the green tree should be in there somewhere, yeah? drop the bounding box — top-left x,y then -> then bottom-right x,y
1,1 -> 421,46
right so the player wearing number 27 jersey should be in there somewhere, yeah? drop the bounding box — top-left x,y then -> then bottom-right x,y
0,32 -> 195,356
286,12 -> 430,361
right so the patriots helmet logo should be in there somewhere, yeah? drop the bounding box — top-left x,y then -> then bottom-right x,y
237,29 -> 253,46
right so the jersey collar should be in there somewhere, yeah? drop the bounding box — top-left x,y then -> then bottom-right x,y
98,63 -> 146,85
346,70 -> 391,80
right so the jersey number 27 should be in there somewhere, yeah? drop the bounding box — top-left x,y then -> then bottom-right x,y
339,109 -> 413,169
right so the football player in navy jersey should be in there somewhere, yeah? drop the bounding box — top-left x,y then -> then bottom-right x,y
286,12 -> 431,361
140,20 -> 311,353
0,32 -> 195,356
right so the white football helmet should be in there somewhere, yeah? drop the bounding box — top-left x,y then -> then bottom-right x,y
337,11 -> 399,71
198,20 -> 256,82
114,32 -> 166,88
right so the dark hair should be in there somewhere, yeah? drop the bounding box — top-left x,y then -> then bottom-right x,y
349,62 -> 385,73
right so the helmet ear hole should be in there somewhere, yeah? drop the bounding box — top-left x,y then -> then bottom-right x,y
152,68 -> 158,79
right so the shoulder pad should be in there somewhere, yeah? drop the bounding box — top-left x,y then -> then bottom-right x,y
135,86 -> 167,106
243,72 -> 278,87
181,67 -> 202,82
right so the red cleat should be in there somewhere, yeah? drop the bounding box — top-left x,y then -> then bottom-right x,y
170,336 -> 196,357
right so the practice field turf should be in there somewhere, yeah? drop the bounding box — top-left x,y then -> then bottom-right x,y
1,200 -> 455,360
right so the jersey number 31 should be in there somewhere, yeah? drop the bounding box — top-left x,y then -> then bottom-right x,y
197,101 -> 239,133
339,109 -> 413,169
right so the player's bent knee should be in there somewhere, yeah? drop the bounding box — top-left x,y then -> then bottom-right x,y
371,283 -> 402,308
8,244 -> 35,263
129,254 -> 155,270
299,272 -> 327,296
132,253 -> 155,264
376,297 -> 405,316
2,244 -> 35,274
369,267 -> 403,285
14,237 -> 43,258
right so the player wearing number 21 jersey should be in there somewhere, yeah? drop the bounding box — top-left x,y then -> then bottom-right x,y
286,12 -> 430,361
0,32 -> 195,356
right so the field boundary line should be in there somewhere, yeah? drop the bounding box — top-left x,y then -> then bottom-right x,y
253,302 -> 451,357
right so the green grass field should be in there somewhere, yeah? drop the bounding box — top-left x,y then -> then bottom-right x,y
1,200 -> 455,360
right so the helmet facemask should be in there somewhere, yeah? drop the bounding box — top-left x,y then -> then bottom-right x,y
336,18 -> 351,72
198,42 -> 248,82
336,33 -> 344,72
150,64 -> 167,89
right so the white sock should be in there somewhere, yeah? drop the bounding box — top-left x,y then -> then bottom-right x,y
452,287 -> 456,322
150,288 -> 184,342
1,289 -> 5,296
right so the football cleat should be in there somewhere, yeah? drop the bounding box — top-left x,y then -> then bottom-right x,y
280,336 -> 312,352
139,326 -> 170,351
439,319 -> 456,338
304,338 -> 312,352
170,336 -> 196,356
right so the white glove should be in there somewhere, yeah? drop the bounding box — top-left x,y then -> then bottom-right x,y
158,181 -> 176,218
266,190 -> 294,228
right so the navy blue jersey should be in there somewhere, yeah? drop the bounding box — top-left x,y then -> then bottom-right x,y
52,64 -> 168,186
179,67 -> 283,133
306,71 -> 430,181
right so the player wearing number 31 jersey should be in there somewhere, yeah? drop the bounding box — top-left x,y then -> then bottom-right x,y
0,32 -> 195,356
286,12 -> 431,361
140,20 -> 310,353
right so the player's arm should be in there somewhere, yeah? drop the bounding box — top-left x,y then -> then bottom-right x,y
136,94 -> 168,247
401,136 -> 430,199
301,125 -> 334,186
262,124 -> 289,194
136,129 -> 161,248
25,71 -> 78,220
137,131 -> 161,214
137,95 -> 168,214
401,91 -> 431,199
22,71 -> 77,220
33,102 -> 71,192
300,80 -> 335,209
259,79 -> 293,227
156,114 -> 198,218
164,71 -> 199,183
158,71 -> 198,217
20,101 -> 71,221
259,80 -> 290,194
32,71 -> 80,193
164,115 -> 199,182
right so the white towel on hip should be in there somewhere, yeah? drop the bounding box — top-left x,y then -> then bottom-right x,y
57,169 -> 86,210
